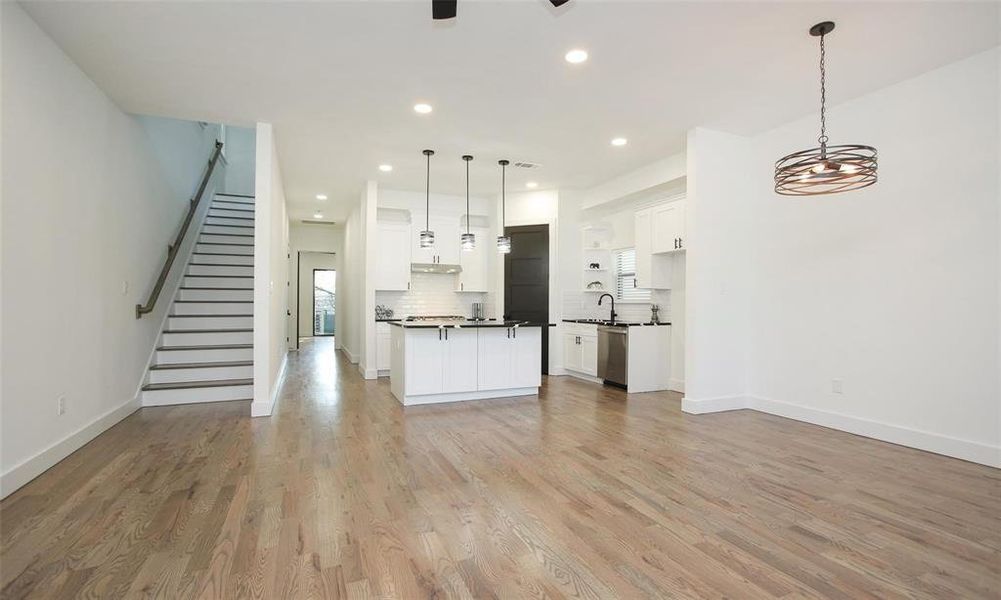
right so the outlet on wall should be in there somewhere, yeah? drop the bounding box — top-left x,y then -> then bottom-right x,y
57,396 -> 66,416
831,379 -> 844,394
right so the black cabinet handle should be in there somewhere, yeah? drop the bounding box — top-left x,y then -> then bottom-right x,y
513,327 -> 517,339
445,328 -> 449,341
507,328 -> 510,339
438,328 -> 442,341
679,237 -> 683,248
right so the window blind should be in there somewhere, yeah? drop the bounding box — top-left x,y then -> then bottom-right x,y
615,248 -> 651,302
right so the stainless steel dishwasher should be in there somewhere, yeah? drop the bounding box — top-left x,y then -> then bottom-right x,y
597,326 -> 628,388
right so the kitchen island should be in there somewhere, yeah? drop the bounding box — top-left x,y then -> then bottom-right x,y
389,320 -> 542,406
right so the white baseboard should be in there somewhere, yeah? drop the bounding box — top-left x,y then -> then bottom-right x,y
251,352 -> 288,417
681,393 -> 1000,468
748,395 -> 1001,468
1,397 -> 140,499
358,363 -> 377,380
399,387 -> 539,406
565,370 -> 602,384
669,378 -> 685,393
681,394 -> 749,414
343,347 -> 359,364
548,367 -> 567,376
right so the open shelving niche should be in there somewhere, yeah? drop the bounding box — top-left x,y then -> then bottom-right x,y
581,225 -> 613,294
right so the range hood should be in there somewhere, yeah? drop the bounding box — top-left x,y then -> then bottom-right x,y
411,262 -> 462,274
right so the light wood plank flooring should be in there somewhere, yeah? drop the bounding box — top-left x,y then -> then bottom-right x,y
2,337 -> 999,598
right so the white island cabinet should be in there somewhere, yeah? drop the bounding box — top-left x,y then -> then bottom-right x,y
390,323 -> 542,406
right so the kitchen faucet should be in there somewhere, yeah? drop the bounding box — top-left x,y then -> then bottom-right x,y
597,293 -> 617,323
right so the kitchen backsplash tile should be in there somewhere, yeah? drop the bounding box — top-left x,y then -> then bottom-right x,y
562,289 -> 670,323
376,272 -> 491,319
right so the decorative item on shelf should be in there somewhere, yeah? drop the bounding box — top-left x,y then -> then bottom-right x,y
586,281 -> 604,290
461,154 -> 475,251
497,159 -> 511,254
420,149 -> 435,247
588,262 -> 601,270
650,304 -> 660,324
774,21 -> 877,196
375,305 -> 395,320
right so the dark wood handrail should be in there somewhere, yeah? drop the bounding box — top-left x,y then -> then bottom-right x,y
136,141 -> 225,318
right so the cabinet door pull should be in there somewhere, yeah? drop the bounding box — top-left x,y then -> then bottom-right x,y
507,328 -> 510,339
679,237 -> 683,248
445,328 -> 449,341
513,327 -> 517,339
407,281 -> 410,290
439,328 -> 442,341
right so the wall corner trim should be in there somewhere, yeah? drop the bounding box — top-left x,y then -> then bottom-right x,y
251,352 -> 288,418
681,395 -> 750,414
1,397 -> 141,499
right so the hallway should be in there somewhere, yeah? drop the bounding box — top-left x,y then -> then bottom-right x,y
2,338 -> 999,598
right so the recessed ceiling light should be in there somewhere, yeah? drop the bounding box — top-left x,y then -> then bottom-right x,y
413,103 -> 433,114
564,49 -> 588,64
611,137 -> 628,147
315,193 -> 328,200
526,181 -> 539,189
378,164 -> 393,172
313,212 -> 323,219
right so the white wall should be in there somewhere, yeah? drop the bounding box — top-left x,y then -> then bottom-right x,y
223,125 -> 256,196
684,48 -> 1000,467
137,116 -> 222,201
0,4 -> 218,496
251,122 -> 290,417
339,202 -> 363,363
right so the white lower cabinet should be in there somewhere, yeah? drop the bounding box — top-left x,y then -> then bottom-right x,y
479,326 -> 542,390
376,322 -> 392,373
563,323 -> 598,376
392,325 -> 543,405
442,328 -> 478,392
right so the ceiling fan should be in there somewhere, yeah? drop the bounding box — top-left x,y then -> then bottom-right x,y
432,0 -> 570,20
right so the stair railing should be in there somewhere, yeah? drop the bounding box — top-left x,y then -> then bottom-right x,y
136,140 -> 225,318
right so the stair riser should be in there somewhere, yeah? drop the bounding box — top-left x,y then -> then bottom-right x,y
209,208 -> 254,219
172,301 -> 253,315
199,234 -> 254,245
190,253 -> 253,266
206,217 -> 254,227
202,224 -> 253,235
142,384 -> 253,406
148,365 -> 254,384
196,243 -> 253,255
187,264 -> 254,276
178,288 -> 253,301
214,194 -> 255,205
162,330 -> 253,346
155,346 -> 253,364
168,316 -> 253,330
183,276 -> 253,289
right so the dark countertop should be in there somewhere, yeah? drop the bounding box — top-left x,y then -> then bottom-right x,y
389,320 -> 541,329
562,318 -> 671,327
375,318 -> 401,322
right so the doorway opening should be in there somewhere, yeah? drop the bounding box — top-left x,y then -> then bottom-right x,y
313,269 -> 336,337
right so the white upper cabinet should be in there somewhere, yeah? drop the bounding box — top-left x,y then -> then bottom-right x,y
457,226 -> 489,292
411,216 -> 461,264
375,222 -> 411,291
652,200 -> 686,253
635,208 -> 673,289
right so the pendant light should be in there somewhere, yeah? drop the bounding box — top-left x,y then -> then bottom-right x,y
461,155 -> 475,251
775,22 -> 877,196
420,149 -> 435,248
497,159 -> 511,254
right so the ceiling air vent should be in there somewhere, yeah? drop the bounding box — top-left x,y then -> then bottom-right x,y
301,219 -> 336,225
512,161 -> 541,170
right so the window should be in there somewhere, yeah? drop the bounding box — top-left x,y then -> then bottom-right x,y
615,248 -> 651,302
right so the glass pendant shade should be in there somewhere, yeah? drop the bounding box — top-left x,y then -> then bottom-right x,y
461,232 -> 476,252
774,21 -> 877,196
496,235 -> 511,254
419,229 -> 435,248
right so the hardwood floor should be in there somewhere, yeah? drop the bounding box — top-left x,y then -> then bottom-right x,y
2,338 -> 999,599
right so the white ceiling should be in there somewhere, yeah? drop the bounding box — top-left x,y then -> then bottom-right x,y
22,1 -> 999,221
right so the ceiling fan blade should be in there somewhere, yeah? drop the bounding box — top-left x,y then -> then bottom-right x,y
432,0 -> 457,19
550,0 -> 571,6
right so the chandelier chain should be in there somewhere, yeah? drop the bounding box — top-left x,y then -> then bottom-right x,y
819,31 -> 828,148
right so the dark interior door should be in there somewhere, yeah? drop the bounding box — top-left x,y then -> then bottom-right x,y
504,225 -> 549,374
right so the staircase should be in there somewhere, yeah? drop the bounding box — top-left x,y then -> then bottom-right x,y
141,192 -> 255,406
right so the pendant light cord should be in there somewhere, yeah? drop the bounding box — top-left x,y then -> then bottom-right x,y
465,157 -> 470,234
425,152 -> 431,231
501,162 -> 506,228
818,31 -> 828,149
